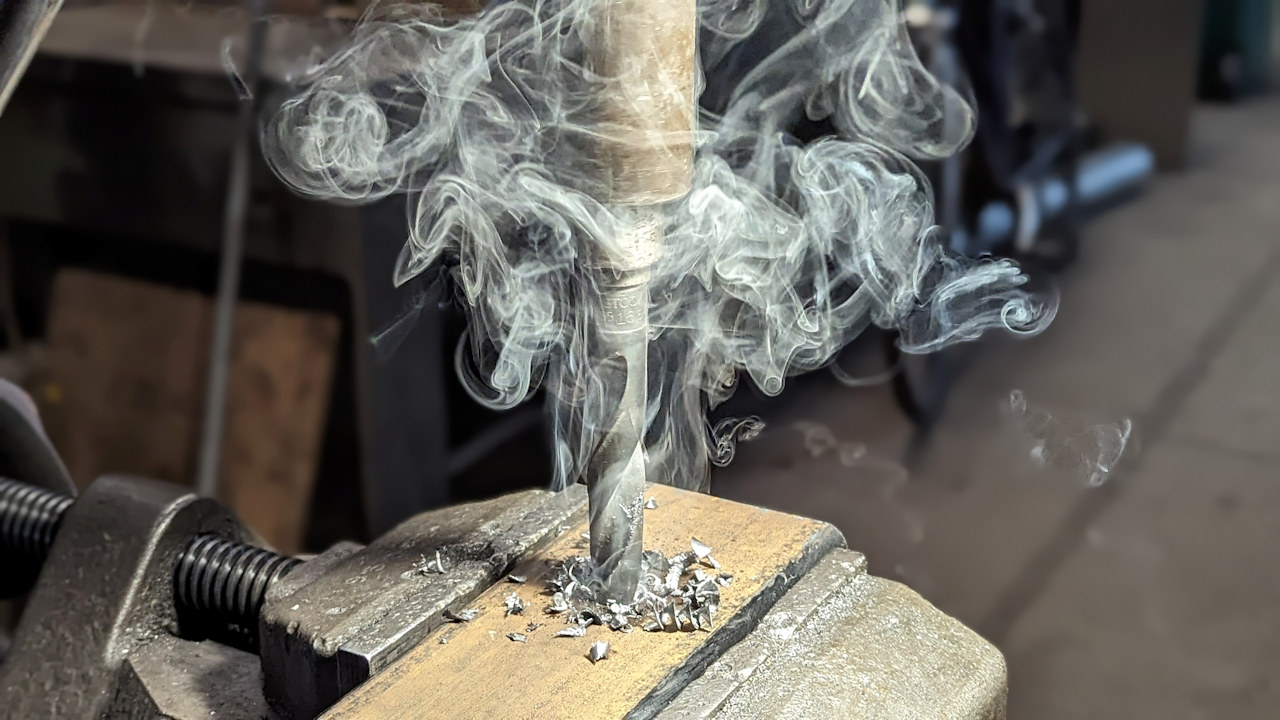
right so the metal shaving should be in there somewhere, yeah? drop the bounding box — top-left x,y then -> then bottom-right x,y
548,591 -> 571,614
587,641 -> 610,664
507,574 -> 527,584
439,637 -> 449,645
544,539 -> 725,634
504,592 -> 526,617
644,497 -> 659,510
442,608 -> 478,623
525,621 -> 543,633
415,549 -> 448,575
507,632 -> 527,643
690,538 -> 721,569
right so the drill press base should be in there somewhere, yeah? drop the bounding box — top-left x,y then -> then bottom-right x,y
324,484 -> 1006,720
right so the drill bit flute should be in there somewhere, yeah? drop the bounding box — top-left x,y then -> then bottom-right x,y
585,0 -> 696,601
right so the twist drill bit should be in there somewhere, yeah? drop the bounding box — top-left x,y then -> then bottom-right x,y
587,210 -> 660,601
585,0 -> 695,601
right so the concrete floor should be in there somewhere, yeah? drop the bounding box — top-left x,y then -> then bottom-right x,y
713,95 -> 1280,718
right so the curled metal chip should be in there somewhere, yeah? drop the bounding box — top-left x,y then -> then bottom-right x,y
587,641 -> 610,664
443,608 -> 478,623
644,497 -> 659,510
690,538 -> 722,569
525,622 -> 543,633
643,549 -> 670,574
659,604 -> 677,629
696,606 -> 714,630
505,592 -> 526,617
415,549 -> 448,575
690,538 -> 712,560
677,604 -> 694,631
556,625 -> 587,638
664,565 -> 685,594
507,574 -> 527,584
507,633 -> 527,643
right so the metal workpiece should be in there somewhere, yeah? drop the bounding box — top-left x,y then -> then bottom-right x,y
658,548 -> 1008,720
259,485 -> 587,719
627,518 -> 847,720
319,485 -> 852,720
0,475 -> 241,719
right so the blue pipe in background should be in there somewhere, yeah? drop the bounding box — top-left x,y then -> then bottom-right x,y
974,142 -> 1156,249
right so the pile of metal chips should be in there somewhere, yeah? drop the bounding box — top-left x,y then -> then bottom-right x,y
546,539 -> 734,634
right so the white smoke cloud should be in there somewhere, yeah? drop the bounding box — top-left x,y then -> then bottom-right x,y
264,0 -> 1057,493
1004,390 -> 1133,486
792,420 -> 922,543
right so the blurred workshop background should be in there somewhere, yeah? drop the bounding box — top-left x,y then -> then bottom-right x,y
1,0 -> 1277,717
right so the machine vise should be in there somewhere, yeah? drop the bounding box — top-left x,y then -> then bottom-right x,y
0,389 -> 1006,719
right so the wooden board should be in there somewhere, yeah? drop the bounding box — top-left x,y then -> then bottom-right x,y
325,483 -> 844,720
40,270 -> 210,487
38,269 -> 339,553
217,296 -> 340,555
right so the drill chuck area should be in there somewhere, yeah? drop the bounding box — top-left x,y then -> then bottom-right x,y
0,475 -> 1006,719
